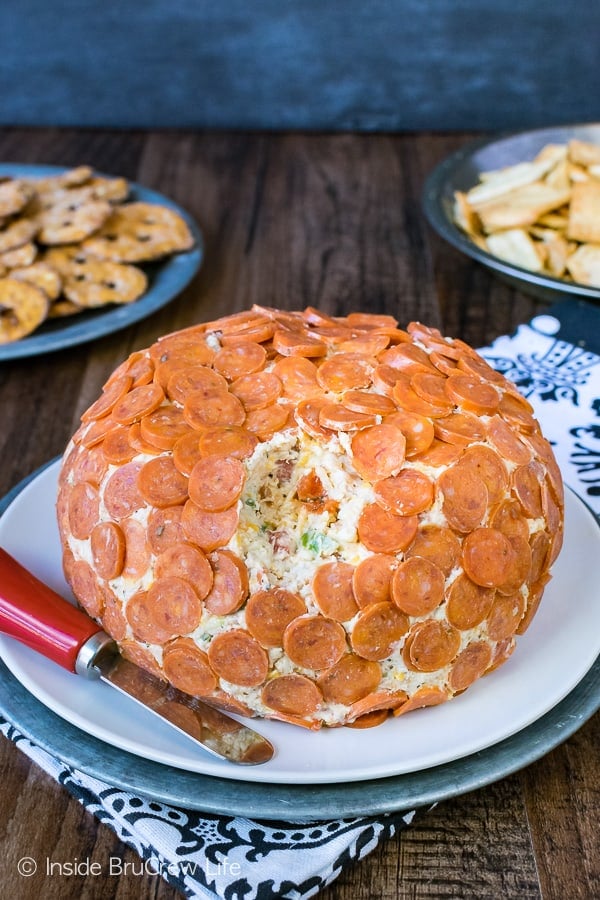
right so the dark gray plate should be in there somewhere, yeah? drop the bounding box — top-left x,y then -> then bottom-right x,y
0,164 -> 203,361
423,123 -> 600,303
0,462 -> 599,823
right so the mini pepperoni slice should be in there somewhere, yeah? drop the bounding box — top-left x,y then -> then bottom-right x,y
121,517 -> 151,580
434,412 -> 486,446
541,481 -> 562,536
447,641 -> 492,693
316,353 -> 376,393
393,376 -> 452,417
244,403 -> 291,440
406,620 -> 461,672
127,576 -> 203,644
429,351 -> 459,376
497,535 -> 532,595
220,320 -> 275,345
348,690 -> 408,721
438,464 -> 488,533
357,504 -> 418,553
313,561 -> 359,622
162,638 -> 218,696
181,500 -> 239,552
147,505 -> 185,554
393,685 -> 448,717
70,444 -> 109,486
111,383 -> 166,426
166,365 -> 227,404
245,588 -> 306,647
384,410 -> 435,457
351,602 -> 409,661
101,425 -> 136,464
90,521 -> 126,580
444,373 -> 500,415
294,398 -> 333,440
487,591 -> 526,641
347,311 -> 399,330
529,530 -> 551,583
457,352 -> 506,384
172,431 -> 203,475
486,415 -> 533,464
213,342 -> 267,381
80,375 -> 133,422
516,575 -> 550,635
498,392 -> 537,432
101,587 -> 128,640
155,542 -> 213,599
405,525 -> 461,576
319,402 -> 378,432
345,691 -> 408,728
150,332 -> 215,364
128,422 -> 162,456
527,432 -> 564,504
342,390 -> 396,416
489,498 -> 530,542
261,674 -> 322,716
207,629 -> 269,687
372,364 -> 402,396
380,342 -> 436,375
203,550 -> 248,614
339,334 -> 390,356
78,416 -> 116,449
68,481 -> 100,539
197,425 -> 258,460
205,309 -> 269,336
351,424 -> 406,482
139,406 -> 191,450
458,445 -> 508,506
283,616 -> 347,670
317,654 -> 382,705
446,574 -> 495,630
411,438 -> 461,469
104,352 -> 151,389
462,527 -> 515,588
188,456 -> 245,512
511,460 -> 544,517
183,387 -> 246,429
230,371 -> 283,410
69,559 -> 104,619
272,356 -> 321,399
391,557 -> 445,617
153,343 -> 217,391
411,371 -> 454,408
272,328 -> 327,358
374,469 -> 434,516
352,554 -> 397,608
138,456 -> 189,508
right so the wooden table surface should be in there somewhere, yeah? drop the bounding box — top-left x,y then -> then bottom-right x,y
0,127 -> 597,900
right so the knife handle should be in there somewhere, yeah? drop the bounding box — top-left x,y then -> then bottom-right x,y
0,546 -> 103,672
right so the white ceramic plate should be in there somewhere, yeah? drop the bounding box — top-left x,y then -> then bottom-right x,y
0,459 -> 598,785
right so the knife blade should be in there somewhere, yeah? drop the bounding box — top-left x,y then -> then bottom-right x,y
0,546 -> 274,765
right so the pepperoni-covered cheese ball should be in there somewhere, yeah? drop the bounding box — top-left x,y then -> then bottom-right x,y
57,306 -> 564,729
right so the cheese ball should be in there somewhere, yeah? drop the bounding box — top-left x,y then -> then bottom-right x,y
57,306 -> 564,729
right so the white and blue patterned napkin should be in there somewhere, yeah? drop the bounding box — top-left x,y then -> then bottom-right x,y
1,300 -> 599,899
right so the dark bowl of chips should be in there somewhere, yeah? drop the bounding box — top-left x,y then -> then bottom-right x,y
422,123 -> 600,303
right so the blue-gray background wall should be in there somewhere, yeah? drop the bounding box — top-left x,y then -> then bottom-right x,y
0,1 -> 597,131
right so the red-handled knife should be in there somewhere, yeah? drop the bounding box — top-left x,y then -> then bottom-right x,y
0,546 -> 274,765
